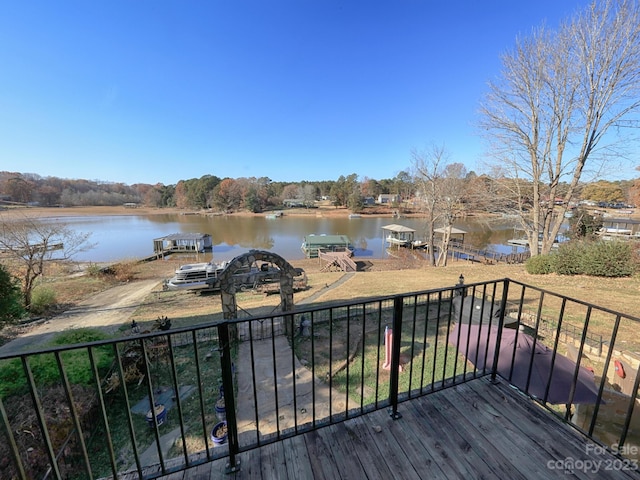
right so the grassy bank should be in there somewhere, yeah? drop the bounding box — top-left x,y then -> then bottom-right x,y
42,256 -> 640,332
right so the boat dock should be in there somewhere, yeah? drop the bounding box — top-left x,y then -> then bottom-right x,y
319,250 -> 357,272
301,234 -> 354,258
153,233 -> 212,255
444,242 -> 530,264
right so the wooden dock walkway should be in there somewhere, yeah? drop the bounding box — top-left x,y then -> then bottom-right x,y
444,243 -> 530,264
319,250 -> 357,272
146,377 -> 639,480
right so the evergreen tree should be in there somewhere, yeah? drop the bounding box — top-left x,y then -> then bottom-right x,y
0,264 -> 25,323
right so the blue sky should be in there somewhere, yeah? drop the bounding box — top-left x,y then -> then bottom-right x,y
4,0 -> 628,187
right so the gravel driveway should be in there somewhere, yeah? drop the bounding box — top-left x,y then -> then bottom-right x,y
0,279 -> 160,356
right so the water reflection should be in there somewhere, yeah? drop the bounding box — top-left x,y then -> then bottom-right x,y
42,214 -> 524,263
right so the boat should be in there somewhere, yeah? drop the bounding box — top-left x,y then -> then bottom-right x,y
164,260 -> 229,291
165,260 -> 307,292
301,234 -> 354,258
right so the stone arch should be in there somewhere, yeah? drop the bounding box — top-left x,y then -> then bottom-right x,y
219,250 -> 298,327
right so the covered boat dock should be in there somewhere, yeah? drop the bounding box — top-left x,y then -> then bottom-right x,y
301,234 -> 354,258
382,223 -> 416,248
153,233 -> 213,254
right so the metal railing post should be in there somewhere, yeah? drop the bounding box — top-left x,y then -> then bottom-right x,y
0,396 -> 26,478
490,279 -> 510,383
218,322 -> 241,473
388,296 -> 404,419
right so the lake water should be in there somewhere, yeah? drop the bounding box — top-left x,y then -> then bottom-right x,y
44,214 -> 524,263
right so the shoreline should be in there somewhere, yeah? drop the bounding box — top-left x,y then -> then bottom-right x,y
0,204 -> 496,220
4,203 -> 635,222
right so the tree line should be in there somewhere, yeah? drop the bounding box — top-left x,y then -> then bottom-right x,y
1,170 -> 638,214
0,170 -> 419,212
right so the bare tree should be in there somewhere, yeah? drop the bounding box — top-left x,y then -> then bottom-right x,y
0,214 -> 93,308
302,185 -> 317,208
436,163 -> 467,266
412,146 -> 466,266
479,0 -> 640,255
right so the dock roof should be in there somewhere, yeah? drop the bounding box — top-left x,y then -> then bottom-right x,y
154,232 -> 211,241
434,226 -> 467,235
303,234 -> 352,245
381,224 -> 416,233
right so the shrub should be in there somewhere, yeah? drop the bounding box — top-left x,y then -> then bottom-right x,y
29,285 -> 57,315
49,328 -> 111,346
0,328 -> 114,398
86,262 -> 104,276
567,207 -> 603,239
580,241 -> 635,277
108,260 -> 137,282
0,263 -> 25,323
525,254 -> 555,274
553,242 -> 585,275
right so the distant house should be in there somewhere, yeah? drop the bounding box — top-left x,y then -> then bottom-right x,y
377,194 -> 401,204
283,199 -> 306,208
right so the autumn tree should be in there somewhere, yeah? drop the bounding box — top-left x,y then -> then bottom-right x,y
629,169 -> 640,207
173,175 -> 221,209
479,0 -> 640,255
361,177 -> 382,199
330,174 -> 360,208
0,214 -> 94,309
213,178 -> 244,212
393,170 -> 414,202
581,180 -> 625,203
4,176 -> 34,204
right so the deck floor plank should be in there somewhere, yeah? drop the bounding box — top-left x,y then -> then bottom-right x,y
231,447 -> 260,480
304,429 -> 344,480
357,409 -> 424,480
281,435 -> 314,480
368,408 -> 449,479
151,377 -> 640,480
439,382 -> 549,479
461,379 -> 580,470
316,422 -> 369,479
468,379 -> 639,479
343,414 -> 409,480
408,392 -> 502,479
259,441 -> 284,480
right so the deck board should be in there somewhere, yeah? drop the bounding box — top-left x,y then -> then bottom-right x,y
345,415 -> 405,480
151,377 -> 640,480
440,382 -> 540,479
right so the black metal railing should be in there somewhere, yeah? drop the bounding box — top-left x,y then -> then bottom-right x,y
0,278 -> 639,479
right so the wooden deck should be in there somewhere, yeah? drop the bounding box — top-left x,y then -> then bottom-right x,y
445,243 -> 530,264
152,377 -> 640,479
319,250 -> 357,272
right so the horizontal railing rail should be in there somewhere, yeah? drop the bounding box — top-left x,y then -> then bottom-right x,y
0,278 -> 638,479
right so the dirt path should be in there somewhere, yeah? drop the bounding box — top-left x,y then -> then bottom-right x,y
0,279 -> 160,356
